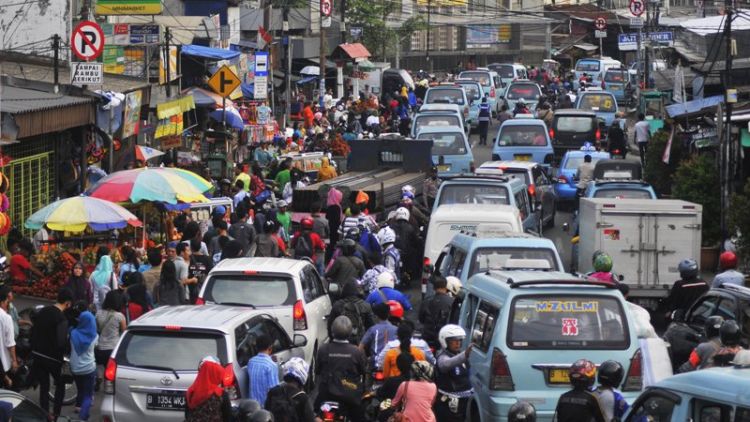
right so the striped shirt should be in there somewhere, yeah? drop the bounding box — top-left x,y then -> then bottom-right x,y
246,353 -> 279,405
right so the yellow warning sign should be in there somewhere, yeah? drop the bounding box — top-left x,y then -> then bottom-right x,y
207,65 -> 241,98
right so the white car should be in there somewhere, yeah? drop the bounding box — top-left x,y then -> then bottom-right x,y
197,258 -> 331,377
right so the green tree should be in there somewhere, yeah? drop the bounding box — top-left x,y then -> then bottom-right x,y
728,179 -> 750,267
672,154 -> 721,247
345,0 -> 425,60
643,129 -> 682,196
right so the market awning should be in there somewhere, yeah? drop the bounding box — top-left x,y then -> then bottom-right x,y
666,95 -> 724,118
297,76 -> 318,85
330,43 -> 371,61
181,44 -> 240,61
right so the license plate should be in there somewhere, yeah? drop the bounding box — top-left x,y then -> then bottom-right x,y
146,392 -> 186,410
514,155 -> 531,161
548,369 -> 570,384
437,164 -> 451,171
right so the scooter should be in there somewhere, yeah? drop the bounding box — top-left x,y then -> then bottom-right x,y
320,401 -> 349,422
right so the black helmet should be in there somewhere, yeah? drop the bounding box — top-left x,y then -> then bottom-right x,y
569,359 -> 596,389
263,219 -> 277,234
248,409 -> 274,422
705,316 -> 724,339
508,401 -> 537,422
720,320 -> 741,347
678,259 -> 699,280
341,238 -> 357,256
331,315 -> 353,340
597,360 -> 624,388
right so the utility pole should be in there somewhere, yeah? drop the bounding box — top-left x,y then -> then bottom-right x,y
319,6 -> 326,109
426,0 -> 431,71
164,27 -> 172,97
52,34 -> 60,91
644,0 -> 651,89
340,0 -> 347,44
721,0 -> 733,236
284,5 -> 291,128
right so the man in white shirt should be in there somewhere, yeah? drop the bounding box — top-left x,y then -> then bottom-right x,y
634,113 -> 651,167
323,89 -> 334,110
174,243 -> 198,302
0,286 -> 17,388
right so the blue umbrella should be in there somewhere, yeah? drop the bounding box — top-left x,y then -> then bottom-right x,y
209,108 -> 244,130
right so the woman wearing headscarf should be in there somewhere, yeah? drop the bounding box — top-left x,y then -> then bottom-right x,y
65,262 -> 92,306
70,311 -> 98,421
185,356 -> 232,422
155,260 -> 185,306
90,255 -> 118,311
391,360 -> 437,422
317,157 -> 337,182
326,187 -> 343,262
125,280 -> 151,322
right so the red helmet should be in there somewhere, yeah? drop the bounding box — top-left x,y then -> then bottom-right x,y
720,251 -> 738,270
569,359 -> 597,388
387,300 -> 404,319
300,217 -> 314,230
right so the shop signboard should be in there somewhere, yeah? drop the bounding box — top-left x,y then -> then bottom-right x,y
618,32 -> 673,51
70,62 -> 104,85
123,91 -> 143,139
129,24 -> 160,44
466,25 -> 511,48
95,0 -> 162,15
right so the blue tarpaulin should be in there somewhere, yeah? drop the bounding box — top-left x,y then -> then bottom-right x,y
241,83 -> 254,98
181,44 -> 240,61
297,76 -> 317,85
666,95 -> 724,118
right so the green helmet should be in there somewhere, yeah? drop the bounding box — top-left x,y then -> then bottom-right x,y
593,253 -> 613,272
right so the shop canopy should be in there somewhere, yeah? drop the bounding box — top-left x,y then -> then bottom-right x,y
330,43 -> 371,61
666,95 -> 724,119
181,44 -> 240,61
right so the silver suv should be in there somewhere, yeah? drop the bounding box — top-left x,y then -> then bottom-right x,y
100,305 -> 306,422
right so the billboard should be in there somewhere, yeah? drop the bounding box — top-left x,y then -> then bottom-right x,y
95,0 -> 162,15
417,0 -> 467,6
467,25 -> 511,48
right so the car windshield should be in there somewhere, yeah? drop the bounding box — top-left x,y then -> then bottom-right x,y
437,184 -> 510,206
576,60 -> 600,72
500,168 -> 531,185
204,275 -> 296,306
497,125 -> 548,147
493,65 -> 515,78
564,156 -> 606,169
418,132 -> 467,155
578,94 -> 617,112
456,83 -> 481,100
459,72 -> 491,87
604,71 -> 627,83
506,84 -> 541,100
415,115 -> 461,133
470,247 -> 559,275
117,331 -> 227,371
508,295 -> 629,349
593,189 -> 653,199
426,89 -> 465,105
556,116 -> 596,133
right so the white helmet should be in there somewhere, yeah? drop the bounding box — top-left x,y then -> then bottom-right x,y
376,272 -> 395,289
282,357 -> 310,385
377,226 -> 397,245
446,276 -> 462,296
402,185 -> 415,195
438,324 -> 466,350
395,207 -> 410,221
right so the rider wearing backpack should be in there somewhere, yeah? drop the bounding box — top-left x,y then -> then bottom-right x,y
418,276 -> 454,350
290,218 -> 325,262
265,357 -> 316,422
328,281 -> 375,344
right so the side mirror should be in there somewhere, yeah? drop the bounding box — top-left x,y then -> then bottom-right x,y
562,222 -> 570,232
328,282 -> 341,298
293,334 -> 308,348
617,274 -> 624,282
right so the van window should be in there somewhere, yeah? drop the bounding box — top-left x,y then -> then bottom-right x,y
508,295 -> 629,349
445,248 -> 467,279
494,65 -> 514,79
414,115 -> 461,134
417,132 -> 468,155
514,189 -> 530,220
556,116 -> 596,133
593,189 -> 654,199
579,94 -> 617,112
470,247 -> 560,274
715,297 -> 737,322
471,300 -> 500,353
604,71 -> 628,83
692,399 -> 732,422
437,184 -> 510,206
506,84 -> 541,101
493,75 -> 503,88
300,267 -> 324,301
203,274 -> 296,306
626,393 -> 678,422
426,88 -> 466,105
459,71 -> 491,87
576,60 -> 600,72
456,83 -> 481,100
117,331 -> 227,371
497,125 -> 547,147
564,156 -> 606,169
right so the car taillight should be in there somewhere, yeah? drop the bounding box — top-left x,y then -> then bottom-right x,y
528,184 -> 536,198
622,349 -> 643,391
103,417 -> 113,422
293,299 -> 307,330
613,149 -> 620,155
104,357 -> 117,394
322,410 -> 335,421
195,297 -> 205,305
374,371 -> 385,381
422,257 -> 432,295
490,86 -> 496,98
558,175 -> 568,184
595,129 -> 601,140
490,348 -> 514,390
223,364 -> 240,399
549,128 -> 555,139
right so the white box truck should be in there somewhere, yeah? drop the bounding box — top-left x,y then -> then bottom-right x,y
577,198 -> 702,310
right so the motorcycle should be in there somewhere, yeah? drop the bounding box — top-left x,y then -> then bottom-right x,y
320,401 -> 348,422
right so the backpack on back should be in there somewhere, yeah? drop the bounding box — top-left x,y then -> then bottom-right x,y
293,233 -> 313,259
341,300 -> 366,343
265,383 -> 305,422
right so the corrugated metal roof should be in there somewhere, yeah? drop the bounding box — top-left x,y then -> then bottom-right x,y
332,43 -> 372,60
0,85 -> 94,114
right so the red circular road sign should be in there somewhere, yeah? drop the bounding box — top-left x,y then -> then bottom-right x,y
629,0 -> 645,16
71,20 -> 105,61
594,16 -> 607,30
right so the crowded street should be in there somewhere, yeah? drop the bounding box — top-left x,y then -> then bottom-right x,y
2,0 -> 750,421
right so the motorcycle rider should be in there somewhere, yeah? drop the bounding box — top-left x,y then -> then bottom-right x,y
513,98 -> 530,116
678,316 -> 724,372
392,207 -> 421,288
712,251 -> 745,288
664,258 -> 709,320
359,302 -> 398,368
607,119 -> 627,158
434,325 -> 473,422
377,227 -> 402,287
589,252 -> 617,285
325,239 -> 365,290
315,316 -> 367,421
554,359 -> 606,422
418,276 -> 454,350
576,154 -> 595,197
710,319 -> 745,367
508,401 -> 537,422
595,360 -> 629,421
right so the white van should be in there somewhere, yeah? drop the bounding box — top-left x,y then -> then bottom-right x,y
574,57 -> 622,88
423,203 -> 523,263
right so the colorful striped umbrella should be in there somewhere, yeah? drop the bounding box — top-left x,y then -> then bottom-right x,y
25,196 -> 142,233
87,167 -> 213,204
